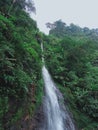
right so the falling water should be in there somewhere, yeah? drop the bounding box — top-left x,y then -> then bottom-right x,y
40,43 -> 76,130
41,42 -> 44,63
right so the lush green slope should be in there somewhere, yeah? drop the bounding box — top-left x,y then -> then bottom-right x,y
0,1 -> 98,130
0,1 -> 43,129
43,34 -> 98,129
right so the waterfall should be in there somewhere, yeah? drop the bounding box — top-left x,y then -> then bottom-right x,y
41,42 -> 44,63
42,66 -> 64,130
40,43 -> 76,130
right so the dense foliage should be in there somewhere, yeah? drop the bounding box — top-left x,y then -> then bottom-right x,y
0,1 -> 98,130
46,19 -> 98,41
44,23 -> 98,129
0,0 -> 43,129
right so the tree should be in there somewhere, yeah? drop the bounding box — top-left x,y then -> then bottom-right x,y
0,0 -> 36,15
48,20 -> 66,37
14,0 -> 36,12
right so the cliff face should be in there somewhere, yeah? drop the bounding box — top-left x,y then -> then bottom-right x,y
10,104 -> 44,130
9,84 -> 44,130
0,5 -> 42,129
2,84 -> 32,129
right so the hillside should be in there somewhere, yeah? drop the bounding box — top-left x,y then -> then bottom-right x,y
44,20 -> 98,129
0,1 -> 98,130
0,0 -> 43,129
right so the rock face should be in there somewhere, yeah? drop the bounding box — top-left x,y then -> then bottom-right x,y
10,117 -> 35,130
9,102 -> 44,130
8,83 -> 44,130
33,104 -> 45,130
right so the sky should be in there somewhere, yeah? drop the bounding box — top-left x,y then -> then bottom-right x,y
31,0 -> 98,34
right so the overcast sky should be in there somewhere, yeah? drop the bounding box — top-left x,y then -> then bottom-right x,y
31,0 -> 98,34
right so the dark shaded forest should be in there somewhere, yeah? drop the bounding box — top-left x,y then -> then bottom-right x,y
0,1 -> 98,130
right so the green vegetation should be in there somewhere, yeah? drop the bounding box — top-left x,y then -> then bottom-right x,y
0,0 -> 43,129
44,20 -> 98,129
0,1 -> 98,130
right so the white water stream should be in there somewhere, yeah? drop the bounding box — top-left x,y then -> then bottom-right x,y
42,66 -> 64,130
41,43 -> 76,130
